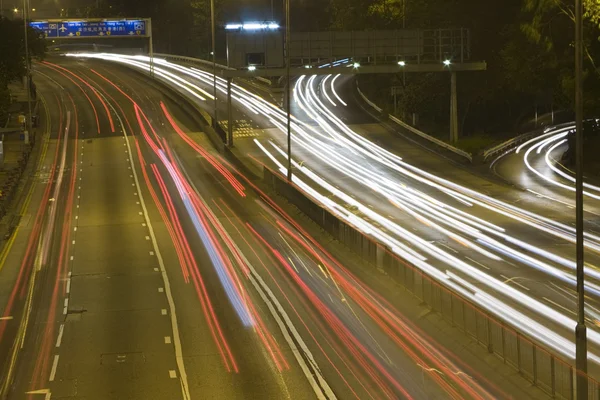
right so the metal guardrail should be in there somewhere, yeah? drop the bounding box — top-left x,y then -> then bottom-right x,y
482,131 -> 539,163
389,114 -> 473,162
356,85 -> 383,113
262,166 -> 600,400
255,76 -> 273,86
153,53 -> 234,71
356,82 -> 473,163
156,53 -> 275,87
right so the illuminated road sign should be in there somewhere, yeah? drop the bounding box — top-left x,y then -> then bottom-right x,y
30,19 -> 149,39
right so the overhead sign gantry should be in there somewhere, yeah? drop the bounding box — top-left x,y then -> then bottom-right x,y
30,19 -> 150,39
30,18 -> 154,75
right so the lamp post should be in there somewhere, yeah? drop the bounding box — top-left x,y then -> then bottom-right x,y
23,0 -> 32,144
574,0 -> 587,398
211,0 -> 217,129
285,0 -> 291,181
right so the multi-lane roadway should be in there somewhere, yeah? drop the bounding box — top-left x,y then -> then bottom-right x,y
0,56 -> 536,400
57,53 -> 600,380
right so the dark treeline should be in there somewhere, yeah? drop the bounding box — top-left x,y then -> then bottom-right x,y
0,17 -> 45,124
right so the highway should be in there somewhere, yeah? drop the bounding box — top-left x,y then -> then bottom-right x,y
0,57 -> 527,399
492,123 -> 600,213
60,53 -> 600,380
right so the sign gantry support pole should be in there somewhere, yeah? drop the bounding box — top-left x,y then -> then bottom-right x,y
211,0 -> 217,129
575,0 -> 588,397
148,18 -> 154,78
450,71 -> 458,143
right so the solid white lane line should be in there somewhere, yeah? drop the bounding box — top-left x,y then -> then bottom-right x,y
49,355 -> 59,381
55,324 -> 64,347
438,242 -> 458,254
465,256 -> 490,270
543,297 -> 577,316
500,274 -> 530,291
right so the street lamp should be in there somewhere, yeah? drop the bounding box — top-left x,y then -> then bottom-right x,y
443,59 -> 451,66
210,0 -> 217,130
398,61 -> 406,67
22,0 -> 32,145
574,0 -> 587,398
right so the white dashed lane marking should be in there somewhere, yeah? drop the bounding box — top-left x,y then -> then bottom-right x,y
49,355 -> 60,381
55,324 -> 64,347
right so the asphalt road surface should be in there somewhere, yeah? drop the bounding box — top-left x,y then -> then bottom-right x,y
0,57 -> 532,400
59,53 -> 600,381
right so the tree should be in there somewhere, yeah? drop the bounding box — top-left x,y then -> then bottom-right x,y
0,17 -> 46,125
522,0 -> 600,71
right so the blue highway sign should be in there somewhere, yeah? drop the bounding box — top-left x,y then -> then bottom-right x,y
30,19 -> 148,39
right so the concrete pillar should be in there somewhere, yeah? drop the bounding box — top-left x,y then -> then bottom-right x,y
450,71 -> 459,143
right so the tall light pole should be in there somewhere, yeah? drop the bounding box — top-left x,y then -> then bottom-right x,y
23,0 -> 32,143
402,0 -> 406,87
285,0 -> 291,181
211,0 -> 217,129
574,0 -> 587,398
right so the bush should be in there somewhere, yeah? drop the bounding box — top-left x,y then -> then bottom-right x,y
455,134 -> 498,154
